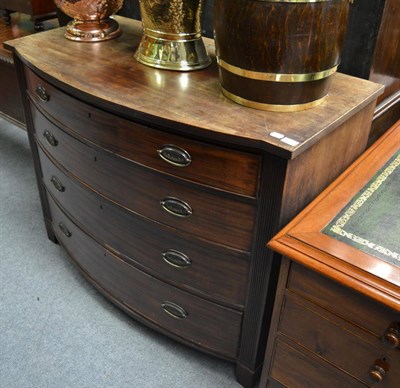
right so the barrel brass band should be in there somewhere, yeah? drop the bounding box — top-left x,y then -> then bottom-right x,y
221,87 -> 327,112
261,0 -> 338,3
218,58 -> 338,83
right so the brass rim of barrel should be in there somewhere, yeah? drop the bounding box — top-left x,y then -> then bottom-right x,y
265,0 -> 351,3
221,88 -> 327,112
217,59 -> 338,83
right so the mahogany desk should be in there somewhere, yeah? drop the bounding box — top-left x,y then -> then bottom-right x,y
263,121 -> 400,387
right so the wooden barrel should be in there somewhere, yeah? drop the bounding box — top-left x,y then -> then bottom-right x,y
214,0 -> 351,111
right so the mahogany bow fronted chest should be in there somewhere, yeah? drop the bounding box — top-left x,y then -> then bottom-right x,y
6,16 -> 383,387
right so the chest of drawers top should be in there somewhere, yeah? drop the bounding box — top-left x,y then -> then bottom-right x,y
6,17 -> 382,160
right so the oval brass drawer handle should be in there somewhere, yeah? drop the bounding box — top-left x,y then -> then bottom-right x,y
162,249 -> 192,269
58,222 -> 71,238
43,130 -> 58,147
160,197 -> 193,218
157,144 -> 191,167
161,301 -> 188,319
35,84 -> 50,102
50,176 -> 65,192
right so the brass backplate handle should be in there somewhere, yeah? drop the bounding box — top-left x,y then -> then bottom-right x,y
36,84 -> 49,102
161,301 -> 188,319
162,249 -> 192,268
50,176 -> 65,192
43,130 -> 58,147
157,144 -> 192,167
160,197 -> 193,217
58,222 -> 71,238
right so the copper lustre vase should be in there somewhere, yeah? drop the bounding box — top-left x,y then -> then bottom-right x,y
214,0 -> 352,112
54,0 -> 123,42
135,0 -> 211,71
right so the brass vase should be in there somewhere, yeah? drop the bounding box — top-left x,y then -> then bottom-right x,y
135,0 -> 211,71
53,0 -> 124,42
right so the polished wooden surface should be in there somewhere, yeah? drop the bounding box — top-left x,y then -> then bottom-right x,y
5,17 -> 383,159
40,149 -> 250,308
25,66 -> 261,197
262,121 -> 400,387
49,197 -> 243,359
288,263 -> 399,338
214,0 -> 349,106
33,105 -> 256,251
9,17 -> 384,387
269,120 -> 400,310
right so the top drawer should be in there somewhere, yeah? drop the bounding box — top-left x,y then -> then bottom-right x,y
288,263 -> 399,339
25,67 -> 260,198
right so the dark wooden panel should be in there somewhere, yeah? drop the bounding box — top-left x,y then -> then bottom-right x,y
0,0 -> 56,16
25,67 -> 261,197
39,147 -> 250,308
268,338 -> 361,388
0,61 -> 25,125
279,292 -> 400,386
32,105 -> 256,251
369,0 -> 400,106
288,263 -> 399,338
49,197 -> 243,359
338,0 -> 385,79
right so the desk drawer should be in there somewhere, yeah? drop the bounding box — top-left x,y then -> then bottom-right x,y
25,67 -> 260,197
49,197 -> 242,359
269,338 -> 362,388
288,262 -> 399,338
33,106 -> 256,251
40,148 -> 249,308
279,292 -> 400,387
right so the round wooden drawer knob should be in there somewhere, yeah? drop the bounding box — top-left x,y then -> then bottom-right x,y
383,325 -> 400,349
384,331 -> 399,348
369,365 -> 386,383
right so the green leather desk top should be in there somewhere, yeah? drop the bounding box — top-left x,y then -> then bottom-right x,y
324,150 -> 400,267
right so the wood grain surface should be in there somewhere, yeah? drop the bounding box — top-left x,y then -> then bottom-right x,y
5,16 -> 383,159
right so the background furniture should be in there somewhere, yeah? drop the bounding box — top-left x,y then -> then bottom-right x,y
262,121 -> 399,387
0,11 -> 58,128
6,17 -> 383,387
0,0 -> 56,30
340,0 -> 400,146
0,12 -> 39,127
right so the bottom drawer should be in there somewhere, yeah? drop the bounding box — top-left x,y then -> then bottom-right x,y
279,292 -> 399,387
269,339 -> 362,387
48,197 -> 242,359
